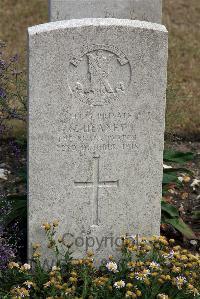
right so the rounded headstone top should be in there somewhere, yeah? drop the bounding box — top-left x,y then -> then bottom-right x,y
28,18 -> 167,36
49,0 -> 162,24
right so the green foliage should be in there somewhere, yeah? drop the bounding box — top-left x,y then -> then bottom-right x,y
161,149 -> 196,239
163,167 -> 192,185
161,201 -> 196,239
0,223 -> 200,299
163,150 -> 195,164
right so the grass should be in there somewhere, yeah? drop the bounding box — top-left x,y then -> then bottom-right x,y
163,0 -> 200,137
0,0 -> 199,137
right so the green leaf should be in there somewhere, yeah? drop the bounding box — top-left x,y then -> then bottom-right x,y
163,172 -> 178,185
161,201 -> 179,218
164,150 -> 194,164
164,217 -> 196,239
164,167 -> 193,175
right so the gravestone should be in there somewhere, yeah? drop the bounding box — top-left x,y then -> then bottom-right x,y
49,0 -> 162,23
29,18 -> 168,261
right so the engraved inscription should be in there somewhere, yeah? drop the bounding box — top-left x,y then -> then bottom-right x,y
69,44 -> 131,106
58,110 -> 139,154
74,157 -> 119,226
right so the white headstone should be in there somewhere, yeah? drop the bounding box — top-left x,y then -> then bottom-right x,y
49,0 -> 162,23
28,18 -> 168,261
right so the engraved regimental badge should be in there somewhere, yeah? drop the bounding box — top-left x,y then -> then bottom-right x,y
69,44 -> 131,106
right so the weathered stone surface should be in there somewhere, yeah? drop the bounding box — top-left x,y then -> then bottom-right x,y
49,0 -> 162,23
28,18 -> 168,261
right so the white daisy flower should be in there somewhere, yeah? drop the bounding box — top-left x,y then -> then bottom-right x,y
149,261 -> 160,270
114,280 -> 125,289
175,275 -> 187,290
163,250 -> 175,259
106,261 -> 118,273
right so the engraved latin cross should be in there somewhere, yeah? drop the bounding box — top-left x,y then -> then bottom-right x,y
74,157 -> 119,226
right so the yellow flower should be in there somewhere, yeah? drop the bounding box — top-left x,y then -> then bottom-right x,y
71,271 -> 77,277
23,281 -> 36,289
136,289 -> 142,296
52,266 -> 61,272
169,239 -> 175,244
69,277 -> 78,283
172,266 -> 181,273
32,251 -> 41,258
20,263 -> 31,272
180,255 -> 188,262
149,261 -> 160,270
41,222 -> 51,231
32,243 -> 41,249
183,175 -> 191,183
173,245 -> 181,251
53,219 -> 59,227
126,291 -> 136,298
43,281 -> 51,288
164,275 -> 171,281
87,250 -> 94,257
128,261 -> 136,268
65,288 -> 72,295
189,288 -> 200,296
55,283 -> 63,290
11,287 -> 30,298
157,294 -> 169,299
8,262 -> 20,269
126,283 -> 133,289
144,278 -> 150,285
58,235 -> 63,243
48,241 -> 55,248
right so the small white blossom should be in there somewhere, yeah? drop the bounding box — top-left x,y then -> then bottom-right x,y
0,168 -> 10,180
52,266 -> 60,271
149,261 -> 160,270
106,261 -> 118,273
135,269 -> 150,280
23,281 -> 34,289
190,179 -> 200,190
114,280 -> 125,289
178,176 -> 184,183
23,263 -> 31,270
163,250 -> 175,259
163,164 -> 172,169
157,294 -> 169,299
190,240 -> 198,246
175,276 -> 187,290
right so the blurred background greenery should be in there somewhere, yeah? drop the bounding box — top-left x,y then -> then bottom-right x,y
0,0 -> 199,138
